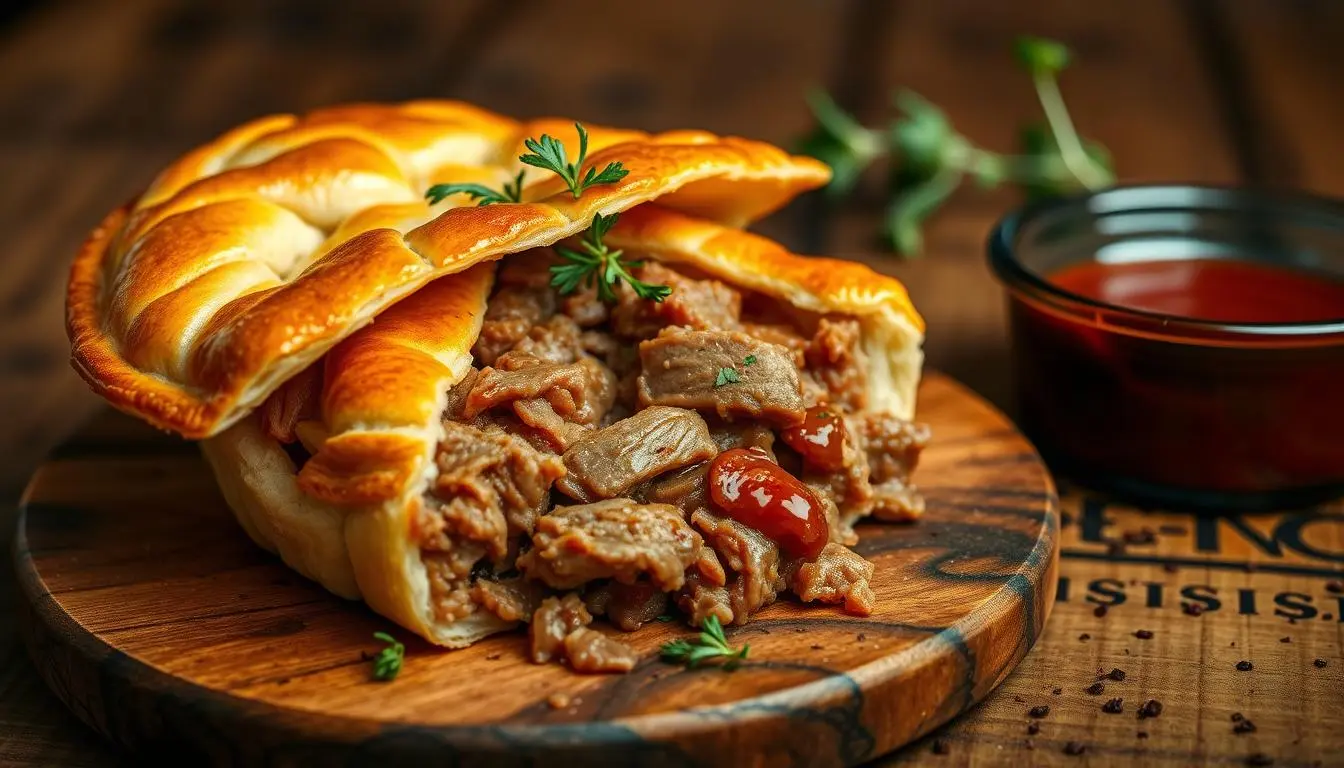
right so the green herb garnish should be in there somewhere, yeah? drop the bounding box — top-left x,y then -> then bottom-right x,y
714,367 -> 741,387
550,212 -> 671,303
797,35 -> 1112,255
425,170 -> 525,206
743,354 -> 757,367
521,122 -> 629,199
659,615 -> 749,670
371,631 -> 404,681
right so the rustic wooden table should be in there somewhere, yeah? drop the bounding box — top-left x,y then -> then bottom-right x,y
1,1 -> 1341,765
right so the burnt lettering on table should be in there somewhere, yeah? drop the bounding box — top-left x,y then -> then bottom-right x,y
1273,592 -> 1318,621
1237,588 -> 1259,616
1180,585 -> 1221,614
1086,579 -> 1127,607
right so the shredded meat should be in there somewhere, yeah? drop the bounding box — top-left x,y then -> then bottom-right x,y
463,357 -> 588,421
860,414 -> 931,521
689,509 -> 784,625
563,628 -> 640,673
530,594 -> 591,663
788,543 -> 876,616
805,318 -> 869,411
473,284 -> 556,365
423,543 -> 487,622
518,499 -> 702,590
562,287 -> 610,327
612,263 -> 742,338
638,328 -> 806,426
431,420 -> 565,544
512,315 -> 585,364
556,406 -> 718,502
473,576 -> 549,623
644,461 -> 709,515
676,572 -> 735,628
584,581 -> 669,631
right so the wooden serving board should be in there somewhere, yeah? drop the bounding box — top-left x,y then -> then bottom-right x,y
13,372 -> 1058,767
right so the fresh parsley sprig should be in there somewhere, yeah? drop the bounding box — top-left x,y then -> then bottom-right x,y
660,615 -> 749,670
522,122 -> 629,199
370,631 -> 405,681
425,170 -> 525,206
550,212 -> 671,303
798,36 -> 1113,255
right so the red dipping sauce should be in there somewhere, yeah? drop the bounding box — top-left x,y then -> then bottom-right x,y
990,186 -> 1344,510
1051,259 -> 1344,325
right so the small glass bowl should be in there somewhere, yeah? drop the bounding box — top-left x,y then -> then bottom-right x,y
988,185 -> 1344,511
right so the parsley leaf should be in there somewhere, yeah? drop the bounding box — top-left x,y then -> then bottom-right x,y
425,170 -> 526,206
714,367 -> 741,387
371,631 -> 404,681
659,615 -> 749,670
550,212 -> 671,303
520,122 -> 629,199
743,354 -> 757,367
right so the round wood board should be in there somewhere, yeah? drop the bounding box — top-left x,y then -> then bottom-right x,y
13,372 -> 1058,767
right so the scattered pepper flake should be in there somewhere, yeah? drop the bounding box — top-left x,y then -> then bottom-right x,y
1027,722 -> 1040,735
1052,687 -> 1062,696
1280,636 -> 1291,643
1086,682 -> 1106,695
1247,753 -> 1273,767
1106,668 -> 1127,681
1064,741 -> 1087,756
1314,658 -> 1328,668
1325,580 -> 1343,594
1102,698 -> 1124,714
1134,629 -> 1154,640
1028,705 -> 1050,718
1093,605 -> 1109,618
1234,717 -> 1257,734
1079,633 -> 1091,641
1182,603 -> 1205,616
1236,660 -> 1253,672
1137,699 -> 1163,719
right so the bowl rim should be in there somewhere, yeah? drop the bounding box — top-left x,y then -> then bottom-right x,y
987,183 -> 1344,343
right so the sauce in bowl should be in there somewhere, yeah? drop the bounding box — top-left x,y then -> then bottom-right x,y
990,186 -> 1344,510
1051,258 -> 1344,324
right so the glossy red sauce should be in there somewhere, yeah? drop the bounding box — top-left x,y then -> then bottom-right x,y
1050,258 -> 1344,324
1009,256 -> 1344,501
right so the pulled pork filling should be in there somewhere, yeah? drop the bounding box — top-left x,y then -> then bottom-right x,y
406,249 -> 930,672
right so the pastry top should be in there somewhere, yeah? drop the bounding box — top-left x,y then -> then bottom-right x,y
67,101 -> 830,438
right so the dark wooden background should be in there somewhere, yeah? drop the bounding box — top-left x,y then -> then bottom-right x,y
1,1 -> 1341,765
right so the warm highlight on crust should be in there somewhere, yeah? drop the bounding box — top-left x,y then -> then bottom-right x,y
68,101 -> 830,438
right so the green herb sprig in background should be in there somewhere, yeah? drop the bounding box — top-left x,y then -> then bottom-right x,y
798,36 -> 1114,255
659,615 -> 749,670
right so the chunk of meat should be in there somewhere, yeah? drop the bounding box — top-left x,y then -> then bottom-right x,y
556,407 -> 718,502
584,581 -> 669,632
676,572 -> 735,628
473,576 -> 549,623
612,263 -> 742,338
638,328 -> 805,427
473,284 -> 556,365
563,628 -> 640,673
431,420 -> 565,545
463,358 -> 587,421
644,462 -> 709,515
562,287 -> 610,327
805,318 -> 869,411
690,509 -> 784,624
529,593 -> 591,664
788,543 -> 877,616
423,542 -> 487,622
740,322 -> 808,368
512,315 -> 585,364
518,500 -> 702,590
710,422 -> 777,457
859,414 -> 931,521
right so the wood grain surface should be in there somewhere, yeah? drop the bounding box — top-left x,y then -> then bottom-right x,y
14,373 -> 1058,767
1,1 -> 1342,766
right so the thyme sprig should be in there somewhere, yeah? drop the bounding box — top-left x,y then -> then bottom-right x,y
549,212 -> 671,303
659,615 -> 749,670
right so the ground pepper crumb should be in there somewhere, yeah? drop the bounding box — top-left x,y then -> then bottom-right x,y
1280,636 -> 1291,643
1027,721 -> 1040,735
1236,660 -> 1253,671
1079,633 -> 1091,641
1137,699 -> 1163,719
1028,705 -> 1050,718
1134,629 -> 1154,640
1314,658 -> 1328,668
1052,688 -> 1062,696
1086,682 -> 1106,695
1182,603 -> 1205,616
1106,668 -> 1127,681
1102,698 -> 1124,714
1093,604 -> 1108,618
1064,741 -> 1086,756
1325,580 -> 1343,594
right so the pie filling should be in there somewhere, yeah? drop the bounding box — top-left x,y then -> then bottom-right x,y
268,248 -> 931,672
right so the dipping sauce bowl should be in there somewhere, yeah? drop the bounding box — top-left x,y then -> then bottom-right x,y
989,185 -> 1344,511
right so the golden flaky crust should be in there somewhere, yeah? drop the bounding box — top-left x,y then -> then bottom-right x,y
68,101 -> 829,439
